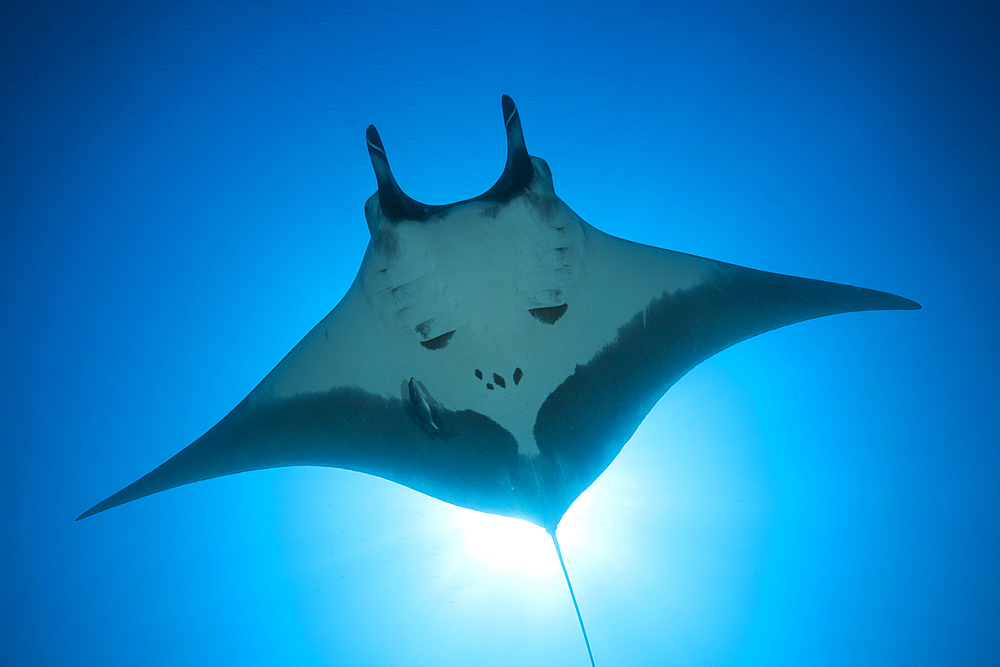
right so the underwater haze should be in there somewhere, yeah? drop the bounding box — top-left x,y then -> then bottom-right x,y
2,1 -> 997,666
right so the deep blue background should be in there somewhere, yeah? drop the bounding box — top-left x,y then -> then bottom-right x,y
2,1 -> 997,665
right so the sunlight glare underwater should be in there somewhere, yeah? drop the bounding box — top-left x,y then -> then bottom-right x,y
451,509 -> 560,578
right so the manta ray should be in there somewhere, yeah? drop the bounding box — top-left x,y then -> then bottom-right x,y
79,95 -> 919,665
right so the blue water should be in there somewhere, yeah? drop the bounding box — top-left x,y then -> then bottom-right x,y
3,2 -> 997,665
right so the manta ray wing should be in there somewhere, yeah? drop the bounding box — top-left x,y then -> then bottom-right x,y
78,96 -> 919,532
536,227 -> 918,515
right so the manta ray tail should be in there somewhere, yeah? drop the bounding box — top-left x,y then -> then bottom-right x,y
551,530 -> 596,667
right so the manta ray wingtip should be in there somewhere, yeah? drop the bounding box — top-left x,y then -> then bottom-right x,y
877,290 -> 921,311
77,485 -> 137,520
76,499 -> 108,521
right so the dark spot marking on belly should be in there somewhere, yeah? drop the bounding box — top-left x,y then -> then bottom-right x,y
419,330 -> 455,350
513,367 -> 523,385
529,303 -> 568,324
493,373 -> 506,388
486,383 -> 494,390
475,369 -> 483,380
